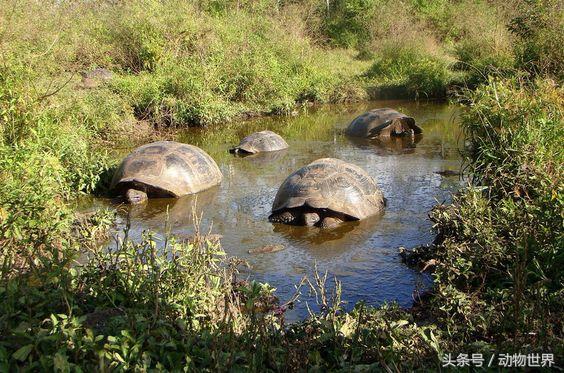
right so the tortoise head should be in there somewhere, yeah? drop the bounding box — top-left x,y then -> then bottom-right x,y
125,189 -> 148,204
302,211 -> 321,226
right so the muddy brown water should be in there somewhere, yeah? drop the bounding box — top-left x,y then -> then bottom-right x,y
81,100 -> 464,320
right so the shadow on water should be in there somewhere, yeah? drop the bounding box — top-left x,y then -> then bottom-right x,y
347,135 -> 423,155
272,214 -> 383,258
81,100 -> 464,321
237,149 -> 289,164
121,187 -> 219,231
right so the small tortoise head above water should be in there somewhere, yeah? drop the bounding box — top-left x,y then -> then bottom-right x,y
229,130 -> 289,155
269,158 -> 385,228
111,141 -> 222,204
125,189 -> 148,204
345,108 -> 422,138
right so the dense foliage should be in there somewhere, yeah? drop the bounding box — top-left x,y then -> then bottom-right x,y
0,223 -> 443,370
0,0 -> 562,370
429,78 -> 563,355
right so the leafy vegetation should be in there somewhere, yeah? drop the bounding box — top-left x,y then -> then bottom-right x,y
0,222 -> 443,370
429,78 -> 563,354
0,0 -> 562,370
364,44 -> 454,98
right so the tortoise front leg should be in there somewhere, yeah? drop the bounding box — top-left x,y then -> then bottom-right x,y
269,210 -> 297,224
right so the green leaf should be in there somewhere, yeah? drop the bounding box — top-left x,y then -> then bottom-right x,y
113,352 -> 126,363
12,344 -> 33,362
54,352 -> 70,372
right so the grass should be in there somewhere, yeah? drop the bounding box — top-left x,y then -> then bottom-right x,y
363,43 -> 455,98
2,0 -> 370,129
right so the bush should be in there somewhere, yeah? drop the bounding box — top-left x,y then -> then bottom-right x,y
509,0 -> 564,79
429,78 -> 563,351
453,39 -> 516,87
0,64 -> 113,275
364,44 -> 454,98
321,0 -> 378,48
98,0 -> 369,125
0,226 -> 442,370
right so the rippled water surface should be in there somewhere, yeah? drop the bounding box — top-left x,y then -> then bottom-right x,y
83,100 -> 464,320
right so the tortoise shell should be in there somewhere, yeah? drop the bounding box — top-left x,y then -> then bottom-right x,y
230,130 -> 289,154
345,108 -> 422,138
111,141 -> 222,197
271,158 -> 384,220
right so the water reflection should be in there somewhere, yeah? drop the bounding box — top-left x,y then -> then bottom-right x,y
272,215 -> 383,259
347,135 -> 422,155
236,149 -> 289,164
118,187 -> 219,231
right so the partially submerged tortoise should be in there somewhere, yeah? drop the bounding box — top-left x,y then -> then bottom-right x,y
345,108 -> 422,138
269,158 -> 385,228
111,141 -> 222,204
229,130 -> 289,155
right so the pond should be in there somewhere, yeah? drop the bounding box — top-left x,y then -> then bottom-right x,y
81,100 -> 464,320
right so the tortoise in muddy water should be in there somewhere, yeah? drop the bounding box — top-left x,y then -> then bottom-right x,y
345,108 -> 422,138
111,141 -> 222,204
269,158 -> 385,228
229,130 -> 289,155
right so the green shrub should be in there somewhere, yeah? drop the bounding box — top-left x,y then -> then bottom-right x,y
453,38 -> 516,87
0,227 -> 441,370
364,44 -> 454,98
408,0 -> 517,87
322,0 -> 378,48
509,0 -> 564,79
98,1 -> 167,73
0,64 -> 113,276
95,1 -> 369,125
429,78 -> 563,351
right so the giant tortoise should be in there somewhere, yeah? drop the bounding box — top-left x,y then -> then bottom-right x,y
269,158 -> 385,228
111,141 -> 222,204
345,108 -> 422,138
229,130 -> 289,155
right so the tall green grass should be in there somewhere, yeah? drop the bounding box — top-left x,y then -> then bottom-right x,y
323,0 -> 561,97
364,43 -> 455,98
2,0 -> 369,129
